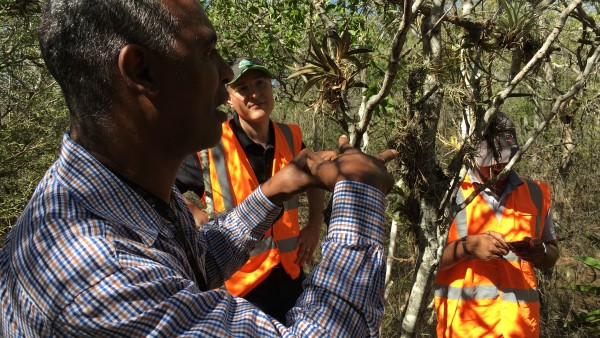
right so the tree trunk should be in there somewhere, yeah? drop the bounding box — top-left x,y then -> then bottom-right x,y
399,1 -> 445,336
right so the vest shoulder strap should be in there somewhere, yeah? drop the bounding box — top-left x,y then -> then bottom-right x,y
275,122 -> 297,156
209,140 -> 236,211
523,178 -> 543,237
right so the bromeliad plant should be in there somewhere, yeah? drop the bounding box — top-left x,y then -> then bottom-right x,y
288,28 -> 372,128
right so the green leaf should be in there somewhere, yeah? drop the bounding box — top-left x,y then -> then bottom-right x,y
584,310 -> 600,322
346,48 -> 373,56
309,32 -> 328,68
571,284 -> 600,295
575,256 -> 600,270
298,76 -> 325,99
287,66 -> 323,79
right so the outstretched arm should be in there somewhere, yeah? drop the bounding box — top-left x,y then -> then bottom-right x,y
57,136 -> 397,337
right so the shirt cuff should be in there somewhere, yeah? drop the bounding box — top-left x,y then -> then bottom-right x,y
328,181 -> 386,246
236,187 -> 284,237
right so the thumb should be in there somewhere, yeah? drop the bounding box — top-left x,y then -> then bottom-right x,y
374,149 -> 398,164
338,135 -> 354,154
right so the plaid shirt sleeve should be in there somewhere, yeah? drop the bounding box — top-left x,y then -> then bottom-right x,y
61,182 -> 385,337
1,136 -> 387,337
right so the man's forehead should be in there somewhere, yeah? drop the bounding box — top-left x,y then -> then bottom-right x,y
162,0 -> 212,27
230,70 -> 270,86
162,0 -> 217,45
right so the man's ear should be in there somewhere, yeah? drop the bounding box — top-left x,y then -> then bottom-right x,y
117,44 -> 158,96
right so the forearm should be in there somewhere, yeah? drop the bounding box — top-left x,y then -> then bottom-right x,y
439,236 -> 472,271
305,187 -> 324,227
290,181 -> 386,337
532,241 -> 559,270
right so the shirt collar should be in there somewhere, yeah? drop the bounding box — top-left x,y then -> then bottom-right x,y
467,166 -> 523,194
231,114 -> 275,149
55,133 -> 192,246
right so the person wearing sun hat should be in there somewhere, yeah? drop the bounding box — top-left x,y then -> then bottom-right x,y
434,112 -> 560,337
175,57 -> 325,323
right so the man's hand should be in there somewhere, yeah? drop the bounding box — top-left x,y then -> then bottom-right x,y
182,196 -> 209,227
306,135 -> 397,194
511,239 -> 544,260
261,135 -> 397,205
465,231 -> 511,260
295,221 -> 321,266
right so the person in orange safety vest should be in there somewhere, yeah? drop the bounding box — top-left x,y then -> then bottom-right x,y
434,112 -> 560,338
175,58 -> 324,323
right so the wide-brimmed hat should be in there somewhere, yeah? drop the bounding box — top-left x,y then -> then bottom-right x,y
474,112 -> 519,167
228,58 -> 272,85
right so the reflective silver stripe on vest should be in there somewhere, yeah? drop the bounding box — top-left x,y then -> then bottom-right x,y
455,187 -> 468,238
283,199 -> 299,211
249,236 -> 275,256
248,235 -> 299,256
276,237 -> 299,253
435,284 -> 498,300
435,285 -> 539,303
211,141 -> 236,211
275,122 -> 299,211
275,122 -> 295,155
501,287 -> 539,303
524,178 -> 542,237
200,149 -> 213,203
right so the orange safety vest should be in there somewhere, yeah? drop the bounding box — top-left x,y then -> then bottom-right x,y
200,120 -> 303,297
435,174 -> 551,338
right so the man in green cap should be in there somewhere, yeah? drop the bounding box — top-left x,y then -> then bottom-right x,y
176,58 -> 325,323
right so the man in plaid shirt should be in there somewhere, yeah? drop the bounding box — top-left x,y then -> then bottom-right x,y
0,0 -> 397,337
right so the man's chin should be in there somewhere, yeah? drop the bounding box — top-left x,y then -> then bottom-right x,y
207,128 -> 224,147
189,130 -> 223,154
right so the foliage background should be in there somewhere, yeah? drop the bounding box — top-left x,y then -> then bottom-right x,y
2,0 -> 600,336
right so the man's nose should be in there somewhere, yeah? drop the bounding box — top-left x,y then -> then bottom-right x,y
247,85 -> 262,97
218,54 -> 233,84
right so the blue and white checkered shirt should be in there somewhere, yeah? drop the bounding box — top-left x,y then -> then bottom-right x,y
1,133 -> 386,337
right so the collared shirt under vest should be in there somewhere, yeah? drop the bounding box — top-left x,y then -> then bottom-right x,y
435,170 -> 551,338
202,120 -> 303,297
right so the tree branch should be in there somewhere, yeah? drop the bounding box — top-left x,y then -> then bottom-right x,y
353,0 -> 426,147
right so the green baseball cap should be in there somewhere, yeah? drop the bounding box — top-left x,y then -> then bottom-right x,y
228,58 -> 272,85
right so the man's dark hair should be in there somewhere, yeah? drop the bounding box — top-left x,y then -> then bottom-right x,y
38,0 -> 179,130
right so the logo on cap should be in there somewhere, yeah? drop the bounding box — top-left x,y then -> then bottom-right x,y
239,59 -> 254,69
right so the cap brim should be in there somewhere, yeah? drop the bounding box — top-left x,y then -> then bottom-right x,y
229,65 -> 272,85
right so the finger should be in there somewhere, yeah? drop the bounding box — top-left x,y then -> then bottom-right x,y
338,135 -> 355,154
293,147 -> 314,162
374,149 -> 398,163
486,231 -> 509,248
295,251 -> 305,265
313,150 -> 338,162
292,148 -> 313,169
298,249 -> 310,266
530,238 -> 542,247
